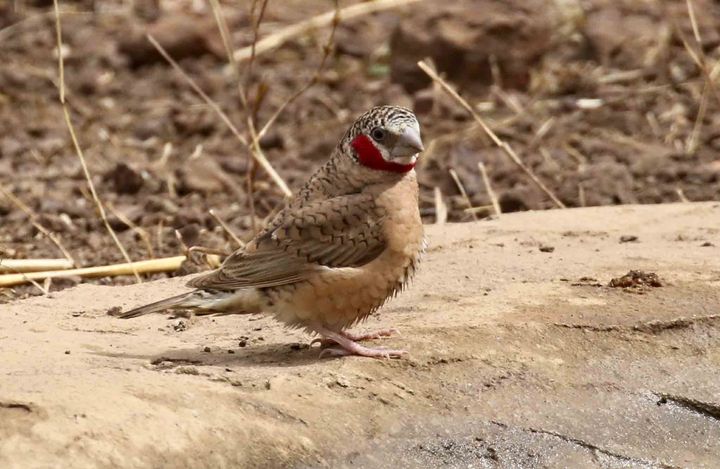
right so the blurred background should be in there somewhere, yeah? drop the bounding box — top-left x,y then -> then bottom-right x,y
1,0 -> 719,300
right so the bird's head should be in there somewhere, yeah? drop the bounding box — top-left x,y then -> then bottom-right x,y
342,106 -> 424,174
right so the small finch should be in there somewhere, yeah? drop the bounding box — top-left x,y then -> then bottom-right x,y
115,106 -> 425,358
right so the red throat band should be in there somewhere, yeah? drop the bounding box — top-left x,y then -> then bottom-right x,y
351,134 -> 416,173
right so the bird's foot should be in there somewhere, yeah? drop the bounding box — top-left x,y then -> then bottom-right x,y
314,327 -> 406,359
310,328 -> 399,348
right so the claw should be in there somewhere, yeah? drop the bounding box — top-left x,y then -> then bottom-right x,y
311,328 -> 401,350
314,326 -> 406,359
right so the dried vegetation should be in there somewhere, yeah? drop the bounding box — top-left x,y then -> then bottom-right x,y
0,0 -> 718,299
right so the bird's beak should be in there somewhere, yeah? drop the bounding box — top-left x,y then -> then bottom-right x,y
391,126 -> 424,159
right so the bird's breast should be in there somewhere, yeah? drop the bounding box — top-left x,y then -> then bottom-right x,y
268,174 -> 424,330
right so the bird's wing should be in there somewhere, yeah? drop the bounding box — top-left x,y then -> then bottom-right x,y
187,193 -> 386,291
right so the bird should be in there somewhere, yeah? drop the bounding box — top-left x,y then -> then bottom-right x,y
113,105 -> 425,358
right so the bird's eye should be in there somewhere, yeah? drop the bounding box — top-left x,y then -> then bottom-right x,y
370,128 -> 386,141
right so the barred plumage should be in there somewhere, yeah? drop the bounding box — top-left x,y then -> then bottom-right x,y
115,106 -> 425,359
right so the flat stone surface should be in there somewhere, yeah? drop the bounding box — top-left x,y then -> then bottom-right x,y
2,203 -> 719,468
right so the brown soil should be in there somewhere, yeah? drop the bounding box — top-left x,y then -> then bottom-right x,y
1,0 -> 719,302
2,203 -> 719,468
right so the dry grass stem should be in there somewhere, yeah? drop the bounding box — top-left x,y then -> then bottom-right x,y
686,0 -> 701,43
449,169 -> 478,221
187,246 -> 225,268
207,0 -> 258,231
528,117 -> 555,149
209,209 -> 245,248
418,60 -> 566,209
207,0 -> 249,108
0,256 -> 187,288
433,187 -> 447,225
244,0 -> 269,100
0,186 -> 76,265
0,264 -> 51,294
686,81 -> 709,154
676,187 -> 690,203
563,142 -> 588,166
682,0 -> 714,155
477,162 -> 501,217
463,205 -> 495,214
106,202 -> 155,259
147,34 -> 292,198
174,229 -> 189,255
675,19 -> 720,107
53,0 -> 140,282
233,0 -> 423,62
0,258 -> 73,273
255,0 -> 340,143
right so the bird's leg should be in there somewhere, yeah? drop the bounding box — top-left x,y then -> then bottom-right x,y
310,328 -> 399,348
314,327 -> 406,359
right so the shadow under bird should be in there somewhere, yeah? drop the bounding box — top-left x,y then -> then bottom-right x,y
113,106 -> 425,358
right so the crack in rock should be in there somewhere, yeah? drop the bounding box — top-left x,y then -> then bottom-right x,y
553,314 -> 720,334
655,393 -> 720,422
490,420 -> 680,469
0,402 -> 33,412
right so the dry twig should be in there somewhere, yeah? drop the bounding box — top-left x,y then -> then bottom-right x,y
106,202 -> 155,259
207,0 -> 258,232
255,0 -> 341,143
449,169 -> 478,221
147,34 -> 292,198
477,162 -> 501,217
675,4 -> 720,107
418,60 -> 566,209
433,187 -> 447,225
233,0 -> 423,62
675,187 -> 690,203
681,0 -> 715,154
53,0 -> 140,282
0,258 -> 73,273
0,186 -> 76,265
0,256 -> 187,288
209,209 -> 245,248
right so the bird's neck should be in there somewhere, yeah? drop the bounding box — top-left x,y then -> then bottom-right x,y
295,154 -> 413,205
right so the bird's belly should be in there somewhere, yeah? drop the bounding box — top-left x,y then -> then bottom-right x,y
270,249 -> 420,330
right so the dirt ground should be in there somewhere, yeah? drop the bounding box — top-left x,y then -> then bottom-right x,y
1,2 -> 720,466
1,0 -> 720,302
2,203 -> 719,468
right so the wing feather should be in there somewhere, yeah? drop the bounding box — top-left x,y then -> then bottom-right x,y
187,193 -> 386,291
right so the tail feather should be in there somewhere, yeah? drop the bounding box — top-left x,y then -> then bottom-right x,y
113,291 -> 202,319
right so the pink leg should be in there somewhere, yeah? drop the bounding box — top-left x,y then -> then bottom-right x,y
315,327 -> 406,359
310,328 -> 399,348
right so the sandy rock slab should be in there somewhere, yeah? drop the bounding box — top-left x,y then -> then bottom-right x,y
2,203 -> 719,468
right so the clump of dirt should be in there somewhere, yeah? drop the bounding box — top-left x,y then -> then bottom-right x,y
609,270 -> 663,289
1,0 -> 719,302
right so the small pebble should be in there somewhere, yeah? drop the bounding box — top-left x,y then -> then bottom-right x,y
539,245 -> 555,253
203,346 -> 211,353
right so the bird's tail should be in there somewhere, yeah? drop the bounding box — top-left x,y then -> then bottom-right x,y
112,291 -> 209,319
